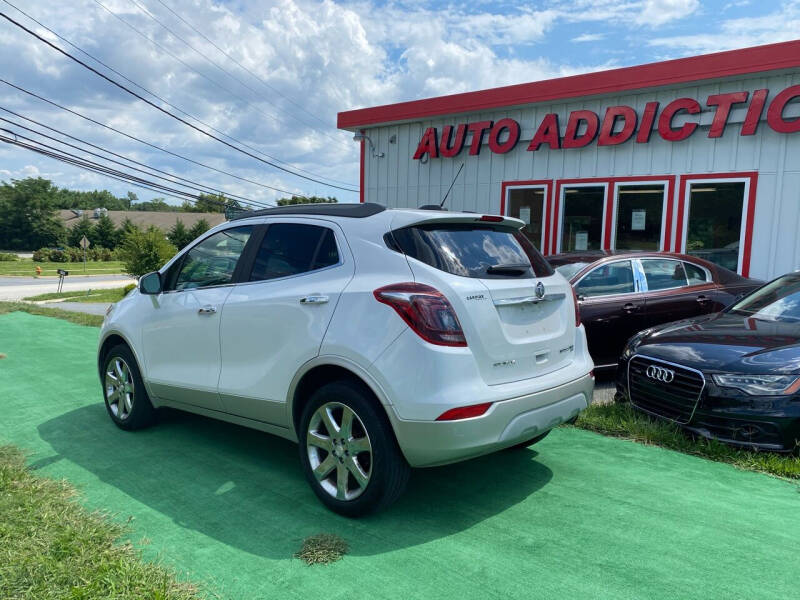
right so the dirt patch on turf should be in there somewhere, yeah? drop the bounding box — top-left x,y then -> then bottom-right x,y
294,534 -> 348,565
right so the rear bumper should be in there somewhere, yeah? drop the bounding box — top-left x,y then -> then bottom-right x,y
388,372 -> 594,467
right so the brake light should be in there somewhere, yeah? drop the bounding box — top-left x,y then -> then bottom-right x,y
479,215 -> 504,222
374,282 -> 467,347
572,287 -> 581,327
436,402 -> 492,421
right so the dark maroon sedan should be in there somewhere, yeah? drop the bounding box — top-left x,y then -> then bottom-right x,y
548,251 -> 761,368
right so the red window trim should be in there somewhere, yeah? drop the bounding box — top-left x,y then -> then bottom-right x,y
551,176 -> 676,256
338,40 -> 800,130
673,172 -> 758,277
500,180 -> 553,252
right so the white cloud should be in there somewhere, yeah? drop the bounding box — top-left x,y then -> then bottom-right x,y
647,1 -> 800,53
572,33 -> 606,42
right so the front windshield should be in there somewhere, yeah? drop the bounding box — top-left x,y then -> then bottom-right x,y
555,262 -> 589,280
728,274 -> 800,322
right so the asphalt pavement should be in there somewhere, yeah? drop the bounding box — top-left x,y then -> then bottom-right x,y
0,274 -> 134,301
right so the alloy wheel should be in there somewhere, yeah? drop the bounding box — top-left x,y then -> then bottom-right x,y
105,356 -> 135,420
307,402 -> 372,501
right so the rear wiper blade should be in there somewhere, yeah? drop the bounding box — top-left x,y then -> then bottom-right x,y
486,263 -> 531,275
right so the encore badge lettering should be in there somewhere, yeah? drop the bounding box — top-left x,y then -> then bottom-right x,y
646,365 -> 675,383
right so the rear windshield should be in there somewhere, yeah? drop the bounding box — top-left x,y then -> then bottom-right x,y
387,223 -> 554,279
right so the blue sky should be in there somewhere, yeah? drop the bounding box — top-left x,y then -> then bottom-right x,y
0,0 -> 797,208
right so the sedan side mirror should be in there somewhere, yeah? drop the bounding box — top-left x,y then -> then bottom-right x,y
139,271 -> 162,295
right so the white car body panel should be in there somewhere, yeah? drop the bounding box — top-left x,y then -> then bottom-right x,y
99,205 -> 594,468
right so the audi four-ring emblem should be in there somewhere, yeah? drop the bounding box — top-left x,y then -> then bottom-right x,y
646,365 -> 675,382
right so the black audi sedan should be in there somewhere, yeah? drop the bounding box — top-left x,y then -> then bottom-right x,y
616,272 -> 800,451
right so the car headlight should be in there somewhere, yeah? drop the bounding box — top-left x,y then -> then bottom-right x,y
712,374 -> 800,396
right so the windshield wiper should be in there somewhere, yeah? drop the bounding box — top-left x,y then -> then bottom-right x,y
486,263 -> 531,275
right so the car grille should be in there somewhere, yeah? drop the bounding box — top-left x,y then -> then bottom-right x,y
628,356 -> 705,424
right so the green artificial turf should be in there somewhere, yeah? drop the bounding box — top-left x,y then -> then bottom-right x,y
1,310 -> 799,599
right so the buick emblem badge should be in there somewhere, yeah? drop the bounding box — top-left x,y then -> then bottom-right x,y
646,365 -> 675,383
535,282 -> 545,299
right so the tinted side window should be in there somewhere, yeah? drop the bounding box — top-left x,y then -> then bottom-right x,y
684,262 -> 708,284
576,261 -> 635,297
642,259 -> 688,291
174,226 -> 252,290
249,223 -> 339,281
389,224 -> 554,279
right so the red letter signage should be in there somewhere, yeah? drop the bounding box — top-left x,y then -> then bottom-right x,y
413,127 -> 438,160
707,92 -> 749,138
467,121 -> 493,155
527,114 -> 560,151
440,124 -> 467,157
488,118 -> 521,154
767,85 -> 800,133
562,110 -> 599,149
598,106 -> 637,146
657,98 -> 701,142
410,85 -> 798,160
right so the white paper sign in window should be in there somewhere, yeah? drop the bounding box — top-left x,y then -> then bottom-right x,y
631,210 -> 646,231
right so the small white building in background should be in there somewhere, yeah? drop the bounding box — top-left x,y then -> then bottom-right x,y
338,40 -> 800,280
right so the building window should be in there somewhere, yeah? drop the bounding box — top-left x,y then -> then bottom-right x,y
560,185 -> 605,252
684,181 -> 745,272
614,184 -> 666,251
506,186 -> 545,250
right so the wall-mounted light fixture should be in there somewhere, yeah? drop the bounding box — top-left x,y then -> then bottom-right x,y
353,131 -> 385,158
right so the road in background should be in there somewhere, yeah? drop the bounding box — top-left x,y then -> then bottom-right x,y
0,274 -> 134,301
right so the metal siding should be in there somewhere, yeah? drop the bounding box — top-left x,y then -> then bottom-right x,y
362,71 -> 800,279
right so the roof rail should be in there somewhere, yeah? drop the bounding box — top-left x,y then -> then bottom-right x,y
229,202 -> 386,220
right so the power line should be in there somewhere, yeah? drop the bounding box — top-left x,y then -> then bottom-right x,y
2,131 -> 220,204
0,10 -> 358,193
0,117 -> 266,210
0,107 -> 264,206
1,79 -> 304,200
126,0 -> 352,152
150,0 -> 337,132
0,134 -> 209,206
0,0 -> 357,188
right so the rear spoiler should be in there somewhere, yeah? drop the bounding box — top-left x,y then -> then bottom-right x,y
389,211 -> 525,230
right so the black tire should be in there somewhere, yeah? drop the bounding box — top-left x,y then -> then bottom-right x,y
101,344 -> 156,431
506,429 -> 551,450
298,380 -> 410,517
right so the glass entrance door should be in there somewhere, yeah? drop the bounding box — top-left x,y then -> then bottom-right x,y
614,184 -> 665,250
685,181 -> 745,272
506,187 -> 545,250
560,185 -> 605,252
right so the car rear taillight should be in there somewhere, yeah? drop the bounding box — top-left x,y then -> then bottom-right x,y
436,402 -> 492,421
374,282 -> 467,347
572,287 -> 581,328
478,215 -> 504,222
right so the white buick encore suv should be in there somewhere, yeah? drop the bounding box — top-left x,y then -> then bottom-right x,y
98,203 -> 594,516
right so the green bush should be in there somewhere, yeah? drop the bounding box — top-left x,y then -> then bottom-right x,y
32,248 -> 48,262
117,227 -> 177,277
0,252 -> 19,261
47,249 -> 68,263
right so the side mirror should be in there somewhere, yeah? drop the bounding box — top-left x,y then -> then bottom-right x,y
139,271 -> 162,295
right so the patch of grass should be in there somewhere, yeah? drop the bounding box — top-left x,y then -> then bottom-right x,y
294,534 -> 349,565
573,402 -> 800,479
24,286 -> 132,304
0,445 -> 202,600
0,302 -> 104,327
0,259 -> 125,276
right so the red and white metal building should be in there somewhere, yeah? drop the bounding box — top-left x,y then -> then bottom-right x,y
338,41 -> 800,280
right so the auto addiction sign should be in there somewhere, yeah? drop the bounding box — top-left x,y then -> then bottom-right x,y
412,85 -> 800,160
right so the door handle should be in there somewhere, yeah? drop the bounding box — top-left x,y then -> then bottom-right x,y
198,305 -> 217,314
300,295 -> 329,304
622,303 -> 640,313
696,295 -> 709,303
